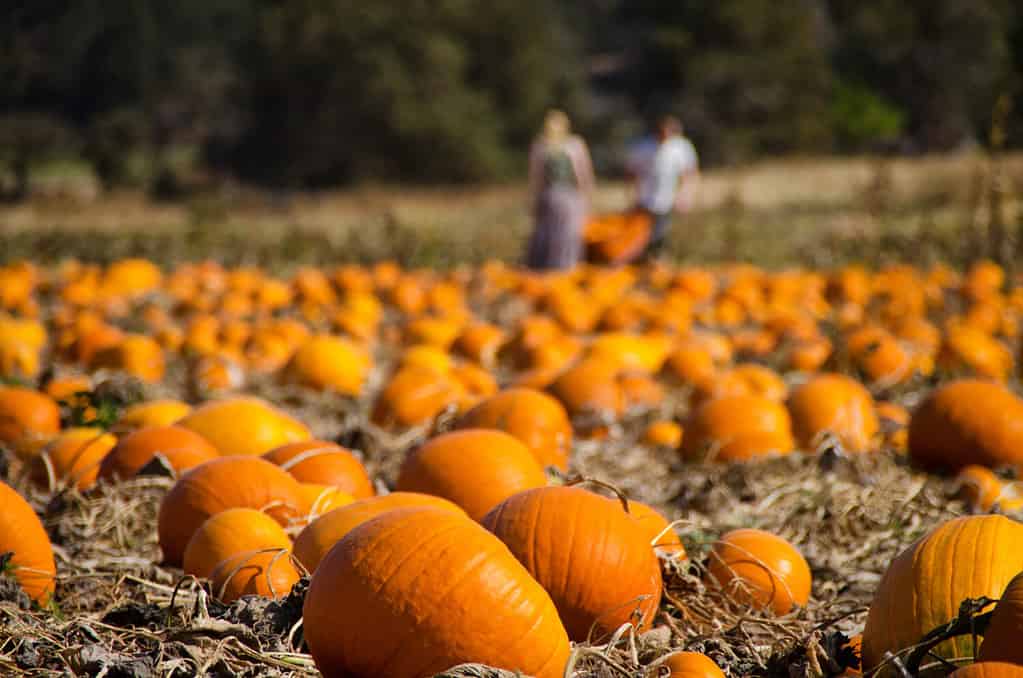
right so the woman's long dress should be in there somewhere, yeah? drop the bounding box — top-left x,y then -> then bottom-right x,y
525,140 -> 586,270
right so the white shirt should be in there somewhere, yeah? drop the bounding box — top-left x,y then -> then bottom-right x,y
627,135 -> 698,214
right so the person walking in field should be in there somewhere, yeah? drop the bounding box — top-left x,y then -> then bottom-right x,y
626,115 -> 700,260
525,110 -> 595,271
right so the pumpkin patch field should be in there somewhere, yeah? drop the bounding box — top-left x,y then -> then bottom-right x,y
0,256 -> 1022,677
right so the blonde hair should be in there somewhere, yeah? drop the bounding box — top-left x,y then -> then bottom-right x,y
542,109 -> 571,143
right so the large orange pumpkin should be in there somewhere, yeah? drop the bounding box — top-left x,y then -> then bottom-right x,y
0,481 -> 56,603
682,395 -> 795,462
303,506 -> 570,678
0,386 -> 60,446
395,429 -> 547,521
705,528 -> 812,616
157,456 -> 304,566
862,515 -> 1023,670
455,388 -> 572,471
263,440 -> 374,500
30,427 -> 117,491
786,374 -> 879,453
178,397 -> 311,457
182,507 -> 293,579
482,486 -> 662,642
98,425 -> 220,481
978,571 -> 1023,664
292,492 -> 466,572
907,380 -> 1023,471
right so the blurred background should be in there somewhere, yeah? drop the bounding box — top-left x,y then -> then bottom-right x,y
2,1 -> 1023,268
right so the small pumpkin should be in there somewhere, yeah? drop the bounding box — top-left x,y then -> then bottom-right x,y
370,365 -> 464,429
263,440 -> 374,500
178,397 -> 311,457
182,507 -> 293,579
547,358 -> 625,417
862,515 -> 1023,670
288,334 -> 371,396
455,388 -> 573,471
651,651 -> 726,678
955,465 -> 1007,511
303,506 -> 570,678
0,386 -> 60,446
0,481 -> 56,603
482,485 -> 662,641
210,549 -> 300,603
682,395 -> 795,462
395,429 -> 547,521
115,399 -> 193,431
705,528 -> 811,615
643,420 -> 684,448
98,425 -> 220,481
157,456 -> 303,566
30,427 -> 117,491
786,373 -> 879,453
978,571 -> 1023,664
292,492 -> 466,572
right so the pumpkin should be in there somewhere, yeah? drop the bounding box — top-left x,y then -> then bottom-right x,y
955,465 -> 1007,511
43,375 -> 93,403
862,515 -> 1023,670
665,345 -> 717,386
263,440 -> 374,500
90,334 -> 165,383
705,528 -> 811,615
0,481 -> 56,603
103,258 -> 162,297
455,322 -> 506,367
652,652 -> 726,678
628,500 -> 686,559
98,425 -> 220,481
182,507 -> 293,579
682,395 -> 795,462
288,334 -> 370,396
482,485 -> 662,641
293,492 -> 466,572
939,326 -> 1014,380
297,483 -> 356,520
115,399 -> 192,431
0,386 -> 60,446
908,380 -> 1023,471
947,665 -> 1023,678
395,429 -> 547,521
210,549 -> 300,603
643,420 -> 684,448
547,358 -> 625,417
303,506 -> 570,678
691,364 -> 787,408
455,388 -> 572,471
30,427 -> 117,491
157,456 -> 304,566
178,397 -> 311,457
978,571 -> 1023,664
370,365 -> 464,429
786,374 -> 879,453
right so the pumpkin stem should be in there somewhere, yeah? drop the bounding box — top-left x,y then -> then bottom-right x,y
563,476 -> 631,514
899,598 -> 995,676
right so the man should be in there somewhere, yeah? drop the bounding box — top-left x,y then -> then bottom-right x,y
626,115 -> 700,260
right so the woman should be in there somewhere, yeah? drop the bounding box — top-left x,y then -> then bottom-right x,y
525,110 -> 595,271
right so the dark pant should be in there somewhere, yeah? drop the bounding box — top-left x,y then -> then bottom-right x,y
642,209 -> 673,258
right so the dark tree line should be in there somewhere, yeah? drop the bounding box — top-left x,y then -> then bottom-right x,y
2,0 -> 1021,196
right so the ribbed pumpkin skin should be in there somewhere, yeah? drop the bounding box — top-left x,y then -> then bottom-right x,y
908,380 -> 1023,471
682,395 -> 794,462
157,456 -> 303,566
862,515 -> 1023,671
628,500 -> 686,559
0,387 -> 60,445
658,651 -> 727,678
456,388 -> 572,471
293,492 -> 466,572
263,440 -> 374,499
786,374 -> 879,452
948,663 -> 1023,678
30,428 -> 117,491
303,507 -> 570,678
178,397 -> 311,457
482,486 -> 662,642
395,429 -> 547,521
0,481 -> 56,603
978,571 -> 1023,664
705,528 -> 812,615
211,549 -> 299,603
98,425 -> 220,481
182,508 -> 292,579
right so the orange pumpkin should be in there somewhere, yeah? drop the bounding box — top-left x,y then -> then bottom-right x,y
0,386 -> 60,446
786,374 -> 878,453
653,652 -> 726,678
371,365 -> 464,429
456,388 -> 572,471
288,334 -> 371,396
682,395 -> 795,462
98,425 -> 220,481
303,506 -> 570,678
292,492 -> 466,572
116,399 -> 192,431
395,429 -> 547,521
978,571 -> 1023,664
182,507 -> 292,579
178,397 -> 311,457
296,484 -> 356,520
908,380 -> 1023,471
643,420 -> 684,448
482,486 -> 662,641
547,358 -> 625,417
628,500 -> 686,559
0,481 -> 56,603
455,322 -> 507,367
157,456 -> 304,566
947,664 -> 1023,678
691,364 -> 787,407
210,549 -> 300,603
30,428 -> 117,491
90,334 -> 165,383
263,440 -> 374,500
705,528 -> 812,615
